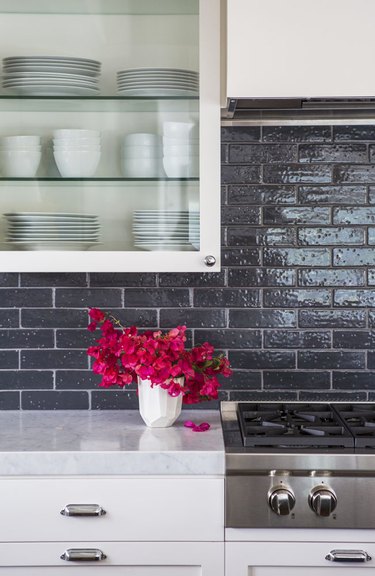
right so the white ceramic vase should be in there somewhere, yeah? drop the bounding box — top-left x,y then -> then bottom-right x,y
137,376 -> 183,428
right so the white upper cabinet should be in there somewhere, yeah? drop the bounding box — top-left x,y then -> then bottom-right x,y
0,0 -> 221,272
226,0 -> 375,99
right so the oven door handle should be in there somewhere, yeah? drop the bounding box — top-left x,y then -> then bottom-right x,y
325,549 -> 372,563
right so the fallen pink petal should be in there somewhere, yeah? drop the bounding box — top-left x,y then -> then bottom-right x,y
184,420 -> 195,428
194,422 -> 210,432
184,420 -> 210,432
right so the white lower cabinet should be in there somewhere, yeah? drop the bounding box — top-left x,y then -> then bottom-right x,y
229,570 -> 373,576
0,477 -> 223,542
226,542 -> 375,575
0,542 -> 223,575
0,476 -> 224,575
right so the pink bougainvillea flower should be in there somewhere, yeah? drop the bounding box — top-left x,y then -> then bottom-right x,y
89,308 -> 106,322
87,308 -> 231,402
167,381 -> 184,397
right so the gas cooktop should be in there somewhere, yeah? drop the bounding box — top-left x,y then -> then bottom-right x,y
221,402 -> 375,529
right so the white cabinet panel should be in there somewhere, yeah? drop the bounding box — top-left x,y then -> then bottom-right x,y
249,570 -> 372,575
0,477 -> 224,542
226,542 -> 375,576
0,474 -> 224,575
0,542 -> 224,576
227,0 -> 375,99
0,571 -> 200,575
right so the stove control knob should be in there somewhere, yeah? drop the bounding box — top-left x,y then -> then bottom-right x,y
268,488 -> 296,516
309,486 -> 337,517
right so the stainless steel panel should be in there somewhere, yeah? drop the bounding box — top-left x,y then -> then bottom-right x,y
226,474 -> 375,529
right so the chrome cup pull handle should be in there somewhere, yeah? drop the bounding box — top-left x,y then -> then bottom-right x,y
61,548 -> 107,562
60,504 -> 106,517
325,549 -> 372,563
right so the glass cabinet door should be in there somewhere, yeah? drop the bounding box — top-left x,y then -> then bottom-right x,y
0,0 -> 220,271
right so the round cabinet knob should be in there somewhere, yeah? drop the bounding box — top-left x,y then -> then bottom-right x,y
204,255 -> 216,267
309,486 -> 337,517
268,488 -> 296,516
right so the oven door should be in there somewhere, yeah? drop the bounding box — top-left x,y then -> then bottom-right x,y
226,541 -> 375,575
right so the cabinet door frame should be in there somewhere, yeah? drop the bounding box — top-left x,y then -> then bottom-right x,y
0,0 -> 221,272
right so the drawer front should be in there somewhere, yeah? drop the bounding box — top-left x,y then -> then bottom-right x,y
0,541 -> 224,574
0,477 -> 223,542
226,542 -> 375,573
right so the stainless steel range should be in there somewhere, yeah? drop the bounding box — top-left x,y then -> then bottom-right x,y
221,401 -> 375,530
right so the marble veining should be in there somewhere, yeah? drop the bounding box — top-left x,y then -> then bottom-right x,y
0,410 -> 224,476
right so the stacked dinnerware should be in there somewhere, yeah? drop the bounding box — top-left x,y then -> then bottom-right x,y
52,129 -> 101,177
0,135 -> 41,177
117,68 -> 199,96
121,132 -> 164,177
4,212 -> 100,251
162,121 -> 199,178
2,56 -> 101,96
189,211 -> 200,249
133,210 -> 200,251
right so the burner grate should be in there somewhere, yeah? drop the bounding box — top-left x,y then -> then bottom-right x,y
333,404 -> 375,448
237,403 -> 354,448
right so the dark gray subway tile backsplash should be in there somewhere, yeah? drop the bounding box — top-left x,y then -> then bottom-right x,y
298,185 -> 367,204
0,124 -> 374,409
262,125 -> 332,142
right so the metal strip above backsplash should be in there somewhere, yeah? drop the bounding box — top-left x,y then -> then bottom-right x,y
221,98 -> 375,126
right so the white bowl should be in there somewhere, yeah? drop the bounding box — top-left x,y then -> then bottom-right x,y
121,156 -> 164,178
53,135 -> 100,140
122,145 -> 162,159
53,149 -> 101,177
0,135 -> 40,147
162,121 -> 199,139
122,133 -> 162,146
0,145 -> 41,151
163,155 -> 199,178
163,144 -> 199,156
0,149 -> 41,177
53,137 -> 101,145
53,129 -> 100,139
162,136 -> 199,146
53,145 -> 101,151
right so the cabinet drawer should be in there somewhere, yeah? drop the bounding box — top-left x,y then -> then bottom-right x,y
0,541 -> 224,574
0,477 -> 223,542
226,542 -> 375,574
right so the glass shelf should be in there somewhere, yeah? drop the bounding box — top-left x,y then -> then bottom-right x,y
0,96 -> 199,101
0,0 -> 199,15
0,178 -> 199,184
0,96 -> 199,113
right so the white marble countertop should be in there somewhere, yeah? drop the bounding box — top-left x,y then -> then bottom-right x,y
0,410 -> 224,476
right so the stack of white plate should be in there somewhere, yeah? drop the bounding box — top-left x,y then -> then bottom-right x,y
133,210 -> 199,251
2,56 -> 101,96
4,212 -> 100,251
163,121 -> 199,178
189,212 -> 200,249
117,68 -> 199,97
